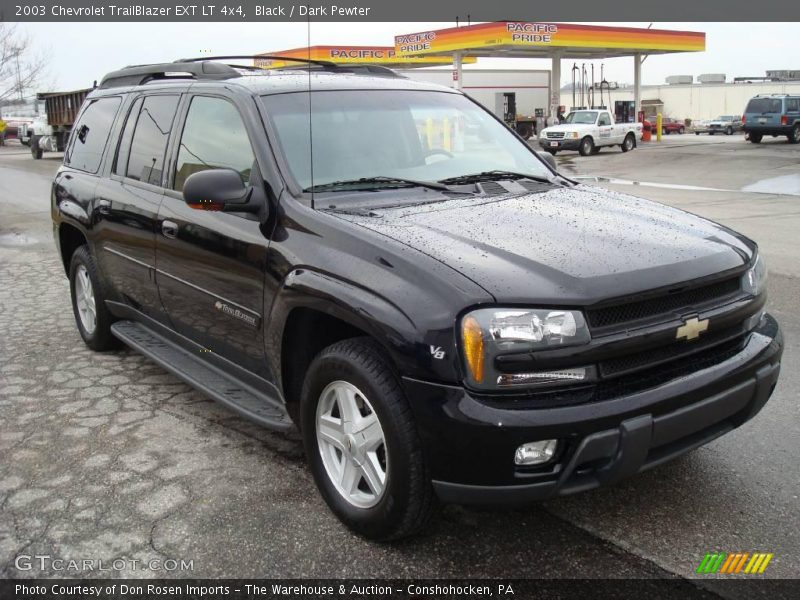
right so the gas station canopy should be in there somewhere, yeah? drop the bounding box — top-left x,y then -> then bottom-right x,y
393,22 -> 705,59
254,46 -> 477,69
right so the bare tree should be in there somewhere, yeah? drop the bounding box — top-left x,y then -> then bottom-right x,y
1,23 -> 48,105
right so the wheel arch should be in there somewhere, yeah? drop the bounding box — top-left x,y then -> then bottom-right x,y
58,222 -> 88,276
267,269 -> 420,424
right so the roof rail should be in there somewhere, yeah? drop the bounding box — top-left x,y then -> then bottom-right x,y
99,61 -> 242,88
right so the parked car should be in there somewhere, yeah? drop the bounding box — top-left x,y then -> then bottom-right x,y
695,115 -> 742,135
661,118 -> 685,134
742,94 -> 800,144
52,58 -> 783,540
538,109 -> 643,155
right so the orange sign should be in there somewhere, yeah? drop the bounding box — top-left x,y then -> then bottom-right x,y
256,46 -> 477,69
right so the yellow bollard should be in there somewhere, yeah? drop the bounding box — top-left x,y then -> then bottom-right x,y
656,113 -> 663,142
426,118 -> 434,150
443,118 -> 451,152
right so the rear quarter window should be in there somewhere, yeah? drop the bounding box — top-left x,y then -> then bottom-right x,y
65,97 -> 122,173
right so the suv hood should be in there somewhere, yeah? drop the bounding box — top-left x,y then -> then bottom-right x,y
332,185 -> 753,305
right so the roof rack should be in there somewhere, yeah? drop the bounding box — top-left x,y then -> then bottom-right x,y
99,55 -> 341,89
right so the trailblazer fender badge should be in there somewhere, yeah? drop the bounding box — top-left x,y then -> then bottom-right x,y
676,316 -> 709,341
214,301 -> 259,328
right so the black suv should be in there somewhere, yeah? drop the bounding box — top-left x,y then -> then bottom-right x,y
52,58 -> 783,540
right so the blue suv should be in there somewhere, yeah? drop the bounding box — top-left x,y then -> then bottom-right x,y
742,94 -> 800,143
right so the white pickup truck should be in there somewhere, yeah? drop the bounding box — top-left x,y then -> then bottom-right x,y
538,109 -> 643,156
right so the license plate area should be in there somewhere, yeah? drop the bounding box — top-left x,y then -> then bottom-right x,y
550,141 -> 559,147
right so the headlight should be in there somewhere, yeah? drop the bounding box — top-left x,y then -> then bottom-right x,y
742,252 -> 767,296
460,308 -> 591,389
566,131 -> 579,139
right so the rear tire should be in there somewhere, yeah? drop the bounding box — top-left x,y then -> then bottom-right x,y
679,127 -> 685,134
695,131 -> 700,136
789,124 -> 800,144
301,338 -> 436,541
69,246 -> 120,351
579,136 -> 594,156
749,133 -> 762,144
621,133 -> 635,152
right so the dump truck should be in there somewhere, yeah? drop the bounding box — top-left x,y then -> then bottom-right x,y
21,89 -> 90,159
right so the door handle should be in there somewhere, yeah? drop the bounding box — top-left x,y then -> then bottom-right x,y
161,220 -> 179,239
97,198 -> 111,215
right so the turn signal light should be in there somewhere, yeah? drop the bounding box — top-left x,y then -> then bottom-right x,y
461,316 -> 485,383
781,116 -> 788,125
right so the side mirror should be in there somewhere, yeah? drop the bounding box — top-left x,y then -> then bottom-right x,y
183,168 -> 257,212
537,151 -> 558,171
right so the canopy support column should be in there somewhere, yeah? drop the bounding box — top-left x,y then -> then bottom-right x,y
550,52 -> 562,118
453,51 -> 463,90
634,53 -> 642,120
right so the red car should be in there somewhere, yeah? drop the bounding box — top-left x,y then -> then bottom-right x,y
661,118 -> 686,134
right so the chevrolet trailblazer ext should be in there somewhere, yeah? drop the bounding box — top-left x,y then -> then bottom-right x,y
52,58 -> 782,540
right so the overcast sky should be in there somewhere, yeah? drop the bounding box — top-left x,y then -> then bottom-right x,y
16,21 -> 799,91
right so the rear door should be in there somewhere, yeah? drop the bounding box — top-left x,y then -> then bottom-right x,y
745,97 -> 783,127
93,93 -> 181,322
155,93 -> 270,376
786,97 -> 800,126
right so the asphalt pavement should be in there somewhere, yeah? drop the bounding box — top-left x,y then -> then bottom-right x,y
0,136 -> 797,594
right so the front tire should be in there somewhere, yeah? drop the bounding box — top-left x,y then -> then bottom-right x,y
30,135 -> 43,159
679,127 -> 685,134
579,136 -> 594,156
69,246 -> 120,351
726,126 -> 733,135
301,338 -> 436,541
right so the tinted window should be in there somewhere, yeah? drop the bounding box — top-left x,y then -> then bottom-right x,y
113,97 -> 143,176
786,98 -> 799,112
745,98 -> 782,114
66,97 -> 121,173
174,96 -> 255,191
125,95 -> 179,186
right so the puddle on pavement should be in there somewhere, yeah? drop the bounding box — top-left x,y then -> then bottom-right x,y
741,174 -> 800,196
0,232 -> 37,246
574,175 -> 800,196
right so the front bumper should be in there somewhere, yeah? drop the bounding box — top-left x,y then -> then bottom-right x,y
539,138 -> 581,151
402,315 -> 782,505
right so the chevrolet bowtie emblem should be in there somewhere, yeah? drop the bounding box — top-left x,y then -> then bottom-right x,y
676,317 -> 709,341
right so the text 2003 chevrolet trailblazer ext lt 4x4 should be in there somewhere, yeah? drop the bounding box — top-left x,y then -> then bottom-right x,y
52,58 -> 782,540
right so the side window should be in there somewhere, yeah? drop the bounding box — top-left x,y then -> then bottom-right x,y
173,96 -> 255,191
786,99 -> 799,112
113,97 -> 143,176
124,95 -> 180,186
598,114 -> 611,126
65,97 -> 121,173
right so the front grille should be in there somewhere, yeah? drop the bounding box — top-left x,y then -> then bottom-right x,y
599,325 -> 746,378
546,131 -> 565,139
587,277 -> 741,330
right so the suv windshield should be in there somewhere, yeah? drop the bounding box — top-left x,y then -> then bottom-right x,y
563,111 -> 598,125
746,98 -> 782,114
260,90 -> 550,193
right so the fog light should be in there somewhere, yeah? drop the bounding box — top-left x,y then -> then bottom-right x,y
514,440 -> 558,466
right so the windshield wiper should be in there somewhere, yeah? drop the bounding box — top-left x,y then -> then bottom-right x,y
304,176 -> 452,193
438,170 -> 552,185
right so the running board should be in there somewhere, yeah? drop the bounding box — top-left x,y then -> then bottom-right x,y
111,320 -> 292,430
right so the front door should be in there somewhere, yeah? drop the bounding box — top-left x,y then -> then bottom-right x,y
155,94 -> 270,376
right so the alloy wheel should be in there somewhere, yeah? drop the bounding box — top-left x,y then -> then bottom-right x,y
74,265 -> 97,334
316,381 -> 388,509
